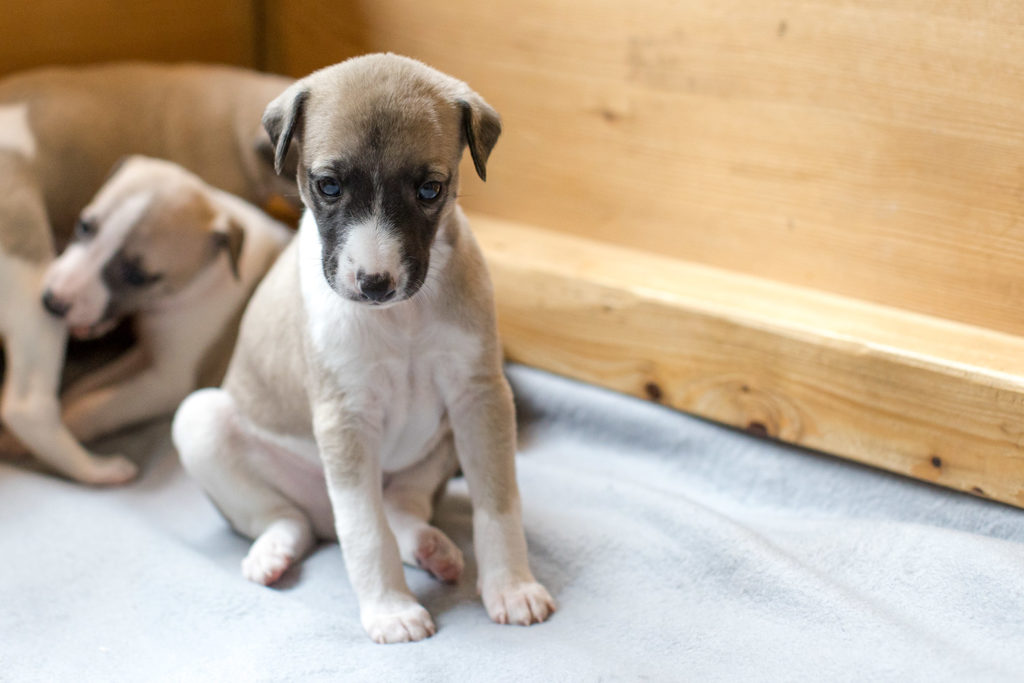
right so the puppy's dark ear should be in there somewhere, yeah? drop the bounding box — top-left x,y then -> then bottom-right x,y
254,134 -> 299,179
262,85 -> 309,175
458,95 -> 501,181
211,217 -> 245,281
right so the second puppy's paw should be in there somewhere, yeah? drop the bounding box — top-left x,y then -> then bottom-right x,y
74,454 -> 139,486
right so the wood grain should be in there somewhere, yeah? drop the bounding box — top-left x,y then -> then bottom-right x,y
0,0 -> 257,77
263,0 -> 1024,338
472,213 -> 1024,507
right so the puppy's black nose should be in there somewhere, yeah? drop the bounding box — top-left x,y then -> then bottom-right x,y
41,290 -> 70,318
357,273 -> 396,303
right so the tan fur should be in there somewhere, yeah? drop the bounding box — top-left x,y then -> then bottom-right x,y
86,164 -> 220,294
175,55 -> 552,641
223,241 -> 313,436
300,59 -> 462,167
0,63 -> 300,486
0,156 -> 52,262
194,235 -> 284,390
0,62 -> 298,259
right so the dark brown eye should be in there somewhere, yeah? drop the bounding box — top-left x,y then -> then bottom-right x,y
417,181 -> 442,202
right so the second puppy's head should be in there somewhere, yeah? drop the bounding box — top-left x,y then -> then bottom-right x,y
262,53 -> 500,306
42,156 -> 245,339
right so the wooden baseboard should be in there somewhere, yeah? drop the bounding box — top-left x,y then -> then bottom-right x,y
471,213 -> 1024,507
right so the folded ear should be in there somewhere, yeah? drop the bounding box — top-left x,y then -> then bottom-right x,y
262,83 -> 310,175
211,215 -> 245,280
458,93 -> 502,181
253,129 -> 299,179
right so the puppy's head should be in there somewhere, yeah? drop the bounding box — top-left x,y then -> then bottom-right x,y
262,53 -> 500,306
42,156 -> 244,339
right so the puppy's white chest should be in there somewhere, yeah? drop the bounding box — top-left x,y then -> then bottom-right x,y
299,217 -> 480,472
370,352 -> 448,472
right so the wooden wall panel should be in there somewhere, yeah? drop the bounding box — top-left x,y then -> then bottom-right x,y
0,0 -> 258,77
263,1 -> 1024,338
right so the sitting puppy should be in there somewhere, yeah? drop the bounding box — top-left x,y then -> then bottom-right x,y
172,54 -> 555,643
6,156 -> 290,477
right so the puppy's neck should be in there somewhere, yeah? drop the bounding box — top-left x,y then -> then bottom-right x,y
146,244 -> 238,316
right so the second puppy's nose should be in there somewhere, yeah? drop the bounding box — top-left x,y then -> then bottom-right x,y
358,272 -> 396,303
42,289 -> 71,318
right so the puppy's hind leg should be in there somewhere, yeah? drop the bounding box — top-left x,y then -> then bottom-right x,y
383,433 -> 464,583
0,257 -> 137,484
173,388 -> 315,586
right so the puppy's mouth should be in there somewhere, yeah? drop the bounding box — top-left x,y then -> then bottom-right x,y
333,273 -> 424,308
340,289 -> 408,309
70,318 -> 120,340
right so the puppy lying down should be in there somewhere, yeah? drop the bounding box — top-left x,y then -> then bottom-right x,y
0,156 -> 291,475
0,63 -> 297,485
172,54 -> 555,644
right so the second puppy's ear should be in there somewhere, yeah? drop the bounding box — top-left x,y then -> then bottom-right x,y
262,84 -> 310,175
211,216 -> 245,280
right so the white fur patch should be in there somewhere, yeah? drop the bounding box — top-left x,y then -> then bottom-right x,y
0,103 -> 37,159
297,214 -> 482,473
338,219 -> 404,291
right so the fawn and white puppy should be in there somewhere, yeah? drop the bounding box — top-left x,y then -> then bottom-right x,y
172,54 -> 555,643
1,157 -> 291,474
0,63 -> 298,484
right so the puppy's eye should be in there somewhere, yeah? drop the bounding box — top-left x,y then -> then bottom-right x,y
316,177 -> 342,197
75,219 -> 97,239
417,181 -> 442,202
122,259 -> 159,288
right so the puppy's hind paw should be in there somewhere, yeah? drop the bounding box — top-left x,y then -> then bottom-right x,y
242,539 -> 295,586
483,579 -> 556,626
414,527 -> 464,583
73,454 -> 139,486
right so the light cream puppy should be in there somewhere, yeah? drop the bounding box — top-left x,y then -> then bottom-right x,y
6,157 -> 291,467
172,54 -> 555,644
0,63 -> 299,485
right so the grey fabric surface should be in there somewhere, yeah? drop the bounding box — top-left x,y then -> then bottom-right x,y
2,363 -> 1024,682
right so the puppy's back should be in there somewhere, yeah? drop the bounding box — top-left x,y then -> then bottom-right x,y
222,239 -> 312,436
0,63 -> 294,242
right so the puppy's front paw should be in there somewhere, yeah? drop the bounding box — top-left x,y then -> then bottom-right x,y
482,579 -> 556,626
362,602 -> 436,644
74,454 -> 139,486
414,527 -> 464,583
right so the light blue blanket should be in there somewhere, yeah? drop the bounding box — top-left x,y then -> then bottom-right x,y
3,365 -> 1023,681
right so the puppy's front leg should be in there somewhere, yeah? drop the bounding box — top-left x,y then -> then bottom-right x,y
312,402 -> 436,644
445,373 -> 556,626
1,296 -> 136,484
